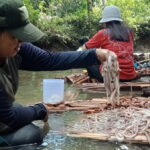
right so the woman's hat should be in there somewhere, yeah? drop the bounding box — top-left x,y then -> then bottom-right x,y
0,0 -> 44,42
99,5 -> 123,23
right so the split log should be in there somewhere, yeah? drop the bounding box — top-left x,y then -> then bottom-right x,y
66,73 -> 89,84
45,97 -> 150,113
137,68 -> 150,76
75,76 -> 90,84
67,132 -> 149,144
74,82 -> 150,92
138,59 -> 150,64
66,67 -> 150,85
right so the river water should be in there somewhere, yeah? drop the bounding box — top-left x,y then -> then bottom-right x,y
10,70 -> 150,150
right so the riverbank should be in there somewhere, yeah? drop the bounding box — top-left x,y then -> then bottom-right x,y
34,35 -> 150,52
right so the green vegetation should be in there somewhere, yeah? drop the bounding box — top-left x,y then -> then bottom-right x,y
23,0 -> 150,50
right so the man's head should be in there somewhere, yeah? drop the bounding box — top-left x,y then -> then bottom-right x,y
0,0 -> 44,57
0,0 -> 44,42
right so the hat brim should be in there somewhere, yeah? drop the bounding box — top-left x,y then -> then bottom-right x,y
9,23 -> 44,42
99,18 -> 123,23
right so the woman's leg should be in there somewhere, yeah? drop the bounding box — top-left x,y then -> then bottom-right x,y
1,124 -> 44,146
87,65 -> 103,82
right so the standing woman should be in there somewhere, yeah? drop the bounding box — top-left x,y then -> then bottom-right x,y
82,5 -> 137,82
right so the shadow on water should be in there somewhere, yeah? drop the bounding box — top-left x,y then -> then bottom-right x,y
5,70 -> 150,150
0,144 -> 37,150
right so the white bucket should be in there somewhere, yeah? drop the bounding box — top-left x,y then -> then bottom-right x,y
43,79 -> 64,104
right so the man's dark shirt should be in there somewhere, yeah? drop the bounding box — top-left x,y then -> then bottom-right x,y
0,42 -> 99,133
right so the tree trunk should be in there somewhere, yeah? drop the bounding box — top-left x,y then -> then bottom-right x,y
87,0 -> 93,29
101,0 -> 106,8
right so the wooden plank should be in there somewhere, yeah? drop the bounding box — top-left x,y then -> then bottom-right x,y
138,59 -> 150,63
66,70 -> 150,84
46,97 -> 150,113
76,76 -> 90,84
75,82 -> 150,92
66,73 -> 89,84
67,132 -> 149,144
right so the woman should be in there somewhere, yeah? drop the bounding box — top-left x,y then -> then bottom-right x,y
0,0 -> 114,146
82,5 -> 137,82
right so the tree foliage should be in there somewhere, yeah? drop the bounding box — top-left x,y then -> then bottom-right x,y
24,0 -> 150,49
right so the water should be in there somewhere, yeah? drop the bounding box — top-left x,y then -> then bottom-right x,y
13,70 -> 150,150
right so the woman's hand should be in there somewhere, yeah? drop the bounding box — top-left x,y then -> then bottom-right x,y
96,48 -> 117,63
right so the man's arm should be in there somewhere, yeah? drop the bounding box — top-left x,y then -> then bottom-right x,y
18,43 -> 100,71
0,82 -> 47,130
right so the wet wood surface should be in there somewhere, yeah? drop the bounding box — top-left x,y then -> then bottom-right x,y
74,82 -> 150,92
66,69 -> 150,84
47,96 -> 150,113
46,96 -> 150,144
67,132 -> 149,144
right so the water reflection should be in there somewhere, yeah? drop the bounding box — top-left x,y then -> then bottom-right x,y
0,144 -> 37,150
39,136 -> 150,150
14,71 -> 150,150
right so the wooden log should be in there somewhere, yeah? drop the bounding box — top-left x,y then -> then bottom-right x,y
66,70 -> 150,84
137,68 -> 150,77
45,97 -> 150,113
138,59 -> 150,64
76,82 -> 150,92
75,76 -> 90,84
67,132 -> 149,144
92,98 -> 109,103
66,73 -> 88,84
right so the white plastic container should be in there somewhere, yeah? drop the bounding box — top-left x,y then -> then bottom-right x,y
43,79 -> 64,104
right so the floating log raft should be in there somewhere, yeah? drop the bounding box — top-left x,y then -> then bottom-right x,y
66,72 -> 90,84
137,68 -> 150,76
134,53 -> 150,61
47,97 -> 150,144
67,132 -> 149,145
46,96 -> 150,113
66,70 -> 150,85
67,106 -> 150,145
74,82 -> 150,93
65,97 -> 150,145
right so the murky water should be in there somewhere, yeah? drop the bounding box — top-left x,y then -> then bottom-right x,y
11,70 -> 150,150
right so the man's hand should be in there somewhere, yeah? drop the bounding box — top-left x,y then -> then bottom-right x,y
42,103 -> 49,122
42,102 -> 65,122
96,48 -> 117,63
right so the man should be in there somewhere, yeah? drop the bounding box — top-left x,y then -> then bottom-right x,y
0,0 -> 116,146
